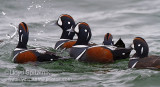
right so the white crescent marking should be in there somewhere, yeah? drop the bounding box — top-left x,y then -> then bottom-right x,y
87,33 -> 90,40
12,49 -> 30,62
76,49 -> 86,60
131,61 -> 138,68
20,34 -> 23,42
55,42 -> 65,50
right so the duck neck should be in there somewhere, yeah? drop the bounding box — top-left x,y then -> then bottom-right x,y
16,42 -> 27,49
60,30 -> 75,40
74,34 -> 89,45
16,34 -> 28,49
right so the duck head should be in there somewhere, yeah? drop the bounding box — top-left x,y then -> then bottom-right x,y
56,14 -> 75,40
103,33 -> 114,45
71,22 -> 92,45
16,22 -> 29,49
132,37 -> 149,58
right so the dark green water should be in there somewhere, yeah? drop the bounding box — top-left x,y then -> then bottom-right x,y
1,0 -> 160,87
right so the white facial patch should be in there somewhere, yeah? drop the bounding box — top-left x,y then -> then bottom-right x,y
74,23 -> 80,33
20,34 -> 23,42
131,44 -> 134,49
58,17 -> 62,26
68,21 -> 71,24
141,47 -> 144,54
122,53 -> 125,55
87,33 -> 90,40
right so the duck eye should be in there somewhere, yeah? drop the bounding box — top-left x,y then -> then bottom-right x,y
20,30 -> 22,33
68,21 -> 71,24
84,29 -> 87,32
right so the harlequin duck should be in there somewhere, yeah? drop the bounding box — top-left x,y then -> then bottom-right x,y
54,14 -> 76,50
69,22 -> 132,63
103,33 -> 114,45
128,37 -> 160,69
103,33 -> 125,48
13,22 -> 60,64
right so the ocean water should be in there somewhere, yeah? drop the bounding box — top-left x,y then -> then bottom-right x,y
0,0 -> 160,87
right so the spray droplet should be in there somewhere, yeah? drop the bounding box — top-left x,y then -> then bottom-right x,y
2,11 -> 6,15
36,4 -> 42,8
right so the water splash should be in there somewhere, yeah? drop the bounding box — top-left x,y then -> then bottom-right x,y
43,20 -> 57,27
6,23 -> 18,39
0,23 -> 18,48
1,11 -> 6,16
36,4 -> 42,8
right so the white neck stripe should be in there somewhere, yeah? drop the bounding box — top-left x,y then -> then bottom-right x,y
129,57 -> 139,60
59,39 -> 70,41
73,45 -> 88,48
14,48 -> 25,51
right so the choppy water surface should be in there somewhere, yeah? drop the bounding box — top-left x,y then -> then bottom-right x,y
1,0 -> 160,87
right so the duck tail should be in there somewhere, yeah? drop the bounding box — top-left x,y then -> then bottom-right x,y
114,38 -> 125,48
